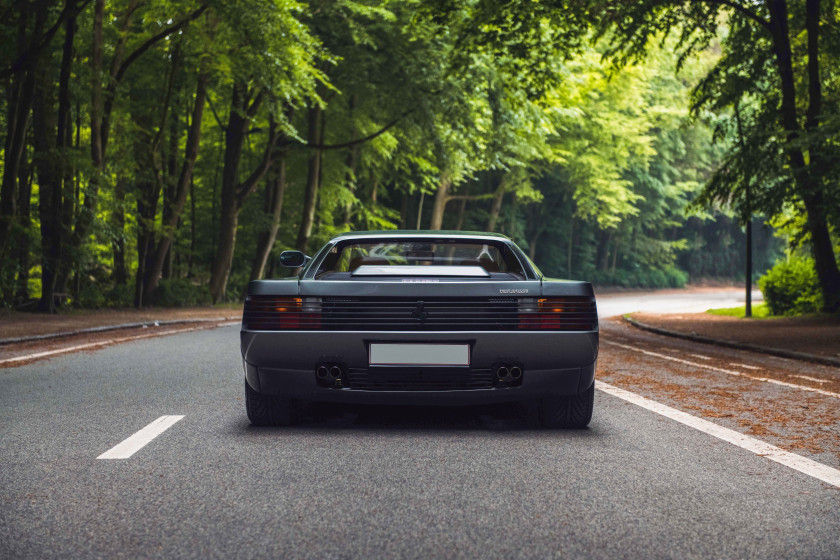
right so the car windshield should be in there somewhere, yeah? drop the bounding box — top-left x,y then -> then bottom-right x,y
314,239 -> 526,277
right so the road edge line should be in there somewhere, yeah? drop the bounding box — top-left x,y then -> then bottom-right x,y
602,339 -> 840,399
622,315 -> 840,368
0,321 -> 240,368
596,380 -> 840,489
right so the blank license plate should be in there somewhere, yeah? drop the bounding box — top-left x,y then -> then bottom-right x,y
369,344 -> 470,366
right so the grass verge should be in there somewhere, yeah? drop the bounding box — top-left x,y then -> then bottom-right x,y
706,303 -> 771,319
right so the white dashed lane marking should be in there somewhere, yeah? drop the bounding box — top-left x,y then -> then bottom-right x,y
602,340 -> 840,399
688,353 -> 712,361
97,415 -> 185,459
597,381 -> 840,489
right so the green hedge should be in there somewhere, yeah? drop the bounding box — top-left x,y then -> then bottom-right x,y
150,279 -> 212,307
758,255 -> 823,315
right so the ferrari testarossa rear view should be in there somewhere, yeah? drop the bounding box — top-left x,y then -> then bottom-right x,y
241,231 -> 598,428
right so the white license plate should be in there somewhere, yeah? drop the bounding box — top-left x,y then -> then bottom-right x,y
369,343 -> 470,366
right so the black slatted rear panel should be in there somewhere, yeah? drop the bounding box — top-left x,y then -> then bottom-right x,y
243,296 -> 597,331
345,367 -> 495,390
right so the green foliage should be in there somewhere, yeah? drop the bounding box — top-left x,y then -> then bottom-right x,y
105,284 -> 135,308
75,283 -> 107,309
587,266 -> 687,289
2,0 -> 807,309
758,255 -> 824,316
150,279 -> 212,307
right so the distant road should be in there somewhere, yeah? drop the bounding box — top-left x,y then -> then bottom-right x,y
1,288 -> 837,560
597,287 -> 762,317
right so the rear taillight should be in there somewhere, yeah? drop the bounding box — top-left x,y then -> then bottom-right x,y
518,297 -> 594,330
244,296 -> 321,330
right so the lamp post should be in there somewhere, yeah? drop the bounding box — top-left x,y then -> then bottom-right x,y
735,102 -> 752,318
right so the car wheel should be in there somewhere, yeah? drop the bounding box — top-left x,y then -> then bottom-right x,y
539,382 -> 594,428
245,379 -> 293,426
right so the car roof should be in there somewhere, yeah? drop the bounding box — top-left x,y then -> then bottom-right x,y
331,230 -> 512,243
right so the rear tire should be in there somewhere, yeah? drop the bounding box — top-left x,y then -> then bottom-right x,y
539,382 -> 594,428
245,379 -> 293,426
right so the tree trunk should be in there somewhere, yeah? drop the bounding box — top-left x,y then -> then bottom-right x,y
187,177 -> 195,278
209,82 -> 251,301
611,236 -> 620,275
208,82 -> 273,302
596,230 -> 611,272
486,174 -> 507,232
567,216 -> 575,276
768,0 -> 840,311
415,191 -> 425,229
399,191 -> 408,229
295,104 -> 323,252
342,95 -> 358,228
454,197 -> 467,230
0,11 -> 39,265
133,179 -> 158,308
429,177 -> 451,230
112,178 -> 127,284
32,57 -> 61,313
250,153 -> 287,281
14,157 -> 33,303
144,72 -> 207,299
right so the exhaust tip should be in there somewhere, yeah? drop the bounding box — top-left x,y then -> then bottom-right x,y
496,366 -> 509,379
316,365 -> 329,379
329,365 -> 342,378
509,366 -> 522,379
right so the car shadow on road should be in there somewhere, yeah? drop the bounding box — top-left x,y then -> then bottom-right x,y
239,400 -> 603,436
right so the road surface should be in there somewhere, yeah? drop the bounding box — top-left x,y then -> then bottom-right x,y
1,289 -> 838,559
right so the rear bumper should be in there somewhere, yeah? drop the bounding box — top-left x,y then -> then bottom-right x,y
241,329 -> 598,403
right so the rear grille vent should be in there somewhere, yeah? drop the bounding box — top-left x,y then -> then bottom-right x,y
345,368 -> 495,391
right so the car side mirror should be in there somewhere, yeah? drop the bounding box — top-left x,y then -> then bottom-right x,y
279,250 -> 309,268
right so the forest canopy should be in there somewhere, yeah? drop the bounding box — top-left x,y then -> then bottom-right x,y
1,0 -> 838,312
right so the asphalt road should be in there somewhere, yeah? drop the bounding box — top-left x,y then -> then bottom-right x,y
1,290 -> 838,559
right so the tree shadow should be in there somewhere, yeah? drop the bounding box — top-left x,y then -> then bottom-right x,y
239,400 -> 602,436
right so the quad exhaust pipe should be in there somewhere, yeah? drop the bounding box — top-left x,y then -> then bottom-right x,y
496,364 -> 524,385
316,363 -> 343,386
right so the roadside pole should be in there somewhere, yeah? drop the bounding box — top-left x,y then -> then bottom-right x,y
735,102 -> 752,318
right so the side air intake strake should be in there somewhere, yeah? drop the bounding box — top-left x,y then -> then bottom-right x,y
243,296 -> 597,331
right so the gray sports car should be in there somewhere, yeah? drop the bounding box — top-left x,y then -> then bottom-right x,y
241,231 -> 598,428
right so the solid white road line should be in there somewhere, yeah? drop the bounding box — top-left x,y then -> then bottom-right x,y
730,363 -> 761,370
97,415 -> 185,460
603,339 -> 840,399
0,322 -> 240,367
791,375 -> 830,384
596,381 -> 840,489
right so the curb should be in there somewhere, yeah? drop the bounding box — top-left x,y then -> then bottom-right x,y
622,315 -> 840,369
0,316 -> 240,346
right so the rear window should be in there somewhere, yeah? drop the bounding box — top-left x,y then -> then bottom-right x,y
314,240 -> 526,277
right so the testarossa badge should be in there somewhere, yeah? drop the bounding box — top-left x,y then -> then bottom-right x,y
402,279 -> 439,283
500,289 -> 528,294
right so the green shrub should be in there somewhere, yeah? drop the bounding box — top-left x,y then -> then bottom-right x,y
758,255 -> 823,315
105,284 -> 134,307
663,266 -> 688,288
151,278 -> 211,307
76,282 -> 106,308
